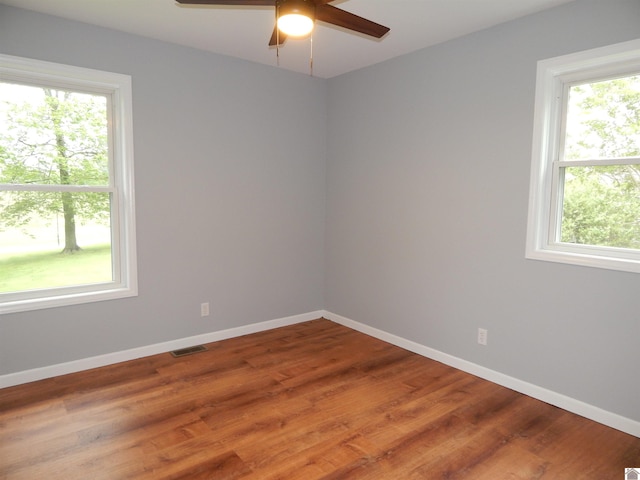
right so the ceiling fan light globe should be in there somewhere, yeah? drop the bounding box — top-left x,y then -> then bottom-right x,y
277,13 -> 314,37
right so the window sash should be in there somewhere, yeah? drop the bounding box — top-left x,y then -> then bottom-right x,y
556,157 -> 640,167
0,80 -> 115,189
1,184 -> 114,193
550,70 -> 640,250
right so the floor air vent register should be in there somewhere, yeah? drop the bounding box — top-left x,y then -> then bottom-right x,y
170,345 -> 208,357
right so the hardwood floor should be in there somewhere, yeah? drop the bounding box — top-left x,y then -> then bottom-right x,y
1,319 -> 639,479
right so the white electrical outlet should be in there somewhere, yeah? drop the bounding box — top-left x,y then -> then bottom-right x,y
200,302 -> 210,317
477,328 -> 488,346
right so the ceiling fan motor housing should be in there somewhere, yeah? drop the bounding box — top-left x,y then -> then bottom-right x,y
278,0 -> 316,22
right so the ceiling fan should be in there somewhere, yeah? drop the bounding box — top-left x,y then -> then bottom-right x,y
175,0 -> 390,46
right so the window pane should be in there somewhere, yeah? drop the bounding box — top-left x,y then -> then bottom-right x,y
560,165 -> 640,248
0,82 -> 109,186
0,191 -> 113,293
564,75 -> 640,160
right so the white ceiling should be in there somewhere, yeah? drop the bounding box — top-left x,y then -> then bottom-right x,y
1,0 -> 575,78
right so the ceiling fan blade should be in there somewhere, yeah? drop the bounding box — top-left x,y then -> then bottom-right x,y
268,25 -> 287,46
315,4 -> 389,38
176,0 -> 275,5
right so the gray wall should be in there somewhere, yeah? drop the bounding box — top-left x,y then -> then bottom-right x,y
0,5 -> 327,374
325,0 -> 640,422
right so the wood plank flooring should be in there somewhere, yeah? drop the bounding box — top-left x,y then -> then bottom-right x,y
1,319 -> 639,479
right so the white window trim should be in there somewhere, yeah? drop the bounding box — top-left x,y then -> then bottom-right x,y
526,39 -> 640,274
0,54 -> 137,313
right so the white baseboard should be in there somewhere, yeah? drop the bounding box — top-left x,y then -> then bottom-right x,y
323,311 -> 640,439
0,310 -> 324,389
2,308 -> 638,439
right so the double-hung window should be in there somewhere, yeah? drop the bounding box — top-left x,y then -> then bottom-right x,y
526,40 -> 640,273
0,55 -> 137,313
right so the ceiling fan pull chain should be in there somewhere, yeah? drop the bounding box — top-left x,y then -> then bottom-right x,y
276,5 -> 280,66
309,34 -> 313,77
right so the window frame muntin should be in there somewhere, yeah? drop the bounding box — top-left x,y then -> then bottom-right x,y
526,39 -> 640,273
0,54 -> 137,313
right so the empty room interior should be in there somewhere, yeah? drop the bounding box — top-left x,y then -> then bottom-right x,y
1,0 -> 640,478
